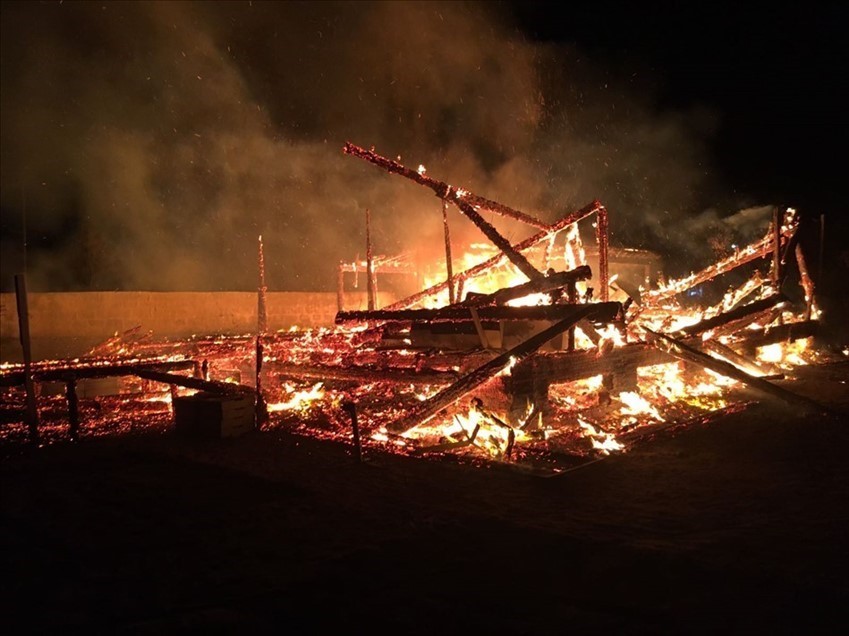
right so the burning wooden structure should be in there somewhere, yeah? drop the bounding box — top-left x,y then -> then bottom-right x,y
0,143 -> 839,473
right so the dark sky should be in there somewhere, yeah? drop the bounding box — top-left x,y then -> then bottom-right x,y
1,1 -> 847,292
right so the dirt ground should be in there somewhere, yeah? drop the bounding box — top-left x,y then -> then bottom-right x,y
2,362 -> 848,634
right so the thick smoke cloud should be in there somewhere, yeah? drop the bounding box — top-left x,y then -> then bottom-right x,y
1,1 -> 749,292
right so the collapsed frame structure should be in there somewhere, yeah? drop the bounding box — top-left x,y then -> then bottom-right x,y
0,142 -> 831,466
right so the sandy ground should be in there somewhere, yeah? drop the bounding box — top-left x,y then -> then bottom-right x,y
2,362 -> 848,634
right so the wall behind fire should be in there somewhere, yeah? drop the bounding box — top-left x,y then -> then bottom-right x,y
0,291 -> 394,362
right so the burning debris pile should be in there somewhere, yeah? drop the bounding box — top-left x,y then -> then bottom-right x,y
0,144 -> 839,473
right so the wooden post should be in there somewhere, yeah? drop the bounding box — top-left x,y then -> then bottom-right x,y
342,401 -> 362,463
818,213 -> 825,286
366,209 -> 376,310
771,207 -> 782,288
596,206 -> 610,302
795,244 -> 815,321
442,199 -> 455,304
255,335 -> 268,429
337,263 -> 345,312
257,234 -> 268,335
66,375 -> 80,442
14,274 -> 39,445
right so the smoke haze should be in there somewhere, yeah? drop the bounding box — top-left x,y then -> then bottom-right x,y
1,1 -> 754,291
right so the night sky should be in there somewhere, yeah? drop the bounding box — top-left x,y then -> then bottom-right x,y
1,1 -> 847,297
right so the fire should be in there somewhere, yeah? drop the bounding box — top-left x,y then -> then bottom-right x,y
756,339 -> 811,368
267,382 -> 325,413
578,418 -> 624,455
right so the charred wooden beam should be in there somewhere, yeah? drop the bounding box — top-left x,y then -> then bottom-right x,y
645,328 -> 829,414
733,320 -> 819,350
268,362 -> 460,385
336,301 -> 621,325
529,343 -> 672,385
462,266 -> 592,307
387,307 -> 601,434
795,244 -> 815,321
385,200 -> 605,310
0,359 -> 198,388
133,369 -> 255,396
344,143 -> 543,281
677,294 -> 787,337
343,142 -> 550,230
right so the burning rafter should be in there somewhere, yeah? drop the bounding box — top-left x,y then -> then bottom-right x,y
642,208 -> 800,305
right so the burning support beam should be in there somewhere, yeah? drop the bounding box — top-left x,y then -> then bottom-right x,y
257,235 -> 268,335
645,329 -> 831,415
461,266 -> 592,307
342,142 -> 550,230
642,209 -> 799,305
343,142 -> 544,282
387,305 -> 608,434
384,200 -> 606,310
336,301 -> 622,325
442,199 -> 456,304
676,294 -> 787,338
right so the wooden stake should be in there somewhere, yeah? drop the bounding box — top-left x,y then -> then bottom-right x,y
14,274 -> 39,445
366,208 -> 376,311
342,401 -> 363,462
65,375 -> 80,442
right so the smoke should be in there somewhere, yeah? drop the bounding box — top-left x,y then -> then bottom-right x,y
1,1 -> 747,291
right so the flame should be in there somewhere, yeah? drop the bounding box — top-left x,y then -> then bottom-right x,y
267,382 -> 325,413
578,418 -> 624,454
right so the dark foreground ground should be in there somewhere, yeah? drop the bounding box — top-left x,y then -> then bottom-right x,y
2,363 -> 849,634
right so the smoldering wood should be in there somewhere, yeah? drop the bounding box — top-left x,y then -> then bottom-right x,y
383,200 -> 605,310
336,300 -> 621,325
132,369 -> 255,397
527,343 -> 672,386
0,359 -> 197,387
645,328 -> 829,414
387,307 -> 601,434
677,294 -> 787,337
268,362 -> 460,385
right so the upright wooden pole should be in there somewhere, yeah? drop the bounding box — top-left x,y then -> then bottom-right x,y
14,274 -> 40,445
442,199 -> 455,304
366,209 -> 376,310
257,234 -> 268,335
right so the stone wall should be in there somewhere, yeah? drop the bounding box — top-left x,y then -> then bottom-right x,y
0,291 -> 394,362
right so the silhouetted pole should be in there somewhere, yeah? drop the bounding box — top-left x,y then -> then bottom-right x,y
14,274 -> 39,445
